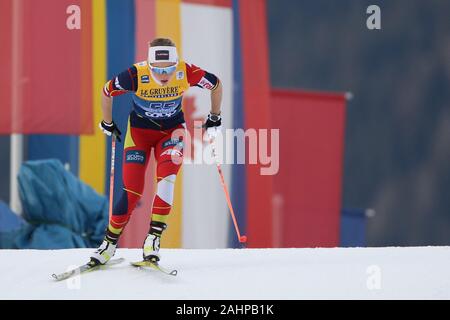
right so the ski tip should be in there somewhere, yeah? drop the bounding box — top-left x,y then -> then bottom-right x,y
51,274 -> 63,281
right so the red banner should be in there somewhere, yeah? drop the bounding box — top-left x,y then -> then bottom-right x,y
271,89 -> 347,247
0,0 -> 92,134
0,0 -> 13,132
239,0 -> 274,248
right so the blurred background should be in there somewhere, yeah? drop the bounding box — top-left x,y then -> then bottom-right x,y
268,0 -> 450,246
0,0 -> 449,249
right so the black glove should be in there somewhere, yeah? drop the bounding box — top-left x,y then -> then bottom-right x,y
203,113 -> 222,139
99,120 -> 122,142
203,113 -> 222,129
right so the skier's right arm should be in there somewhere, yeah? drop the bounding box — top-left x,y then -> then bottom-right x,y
99,66 -> 138,141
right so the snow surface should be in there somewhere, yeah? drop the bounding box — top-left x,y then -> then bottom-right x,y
1,247 -> 450,299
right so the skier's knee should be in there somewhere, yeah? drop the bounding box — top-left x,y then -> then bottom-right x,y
155,174 -> 176,208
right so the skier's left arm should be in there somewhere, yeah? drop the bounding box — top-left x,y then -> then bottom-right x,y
186,63 -> 223,130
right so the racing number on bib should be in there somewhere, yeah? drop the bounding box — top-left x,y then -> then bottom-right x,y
145,101 -> 178,118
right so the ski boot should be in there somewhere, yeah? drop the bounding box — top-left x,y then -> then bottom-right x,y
90,238 -> 117,265
143,221 -> 167,262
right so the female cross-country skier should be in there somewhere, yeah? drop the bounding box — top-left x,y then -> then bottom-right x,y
91,38 -> 223,265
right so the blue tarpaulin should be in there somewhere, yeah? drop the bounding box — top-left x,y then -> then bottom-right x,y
0,201 -> 25,231
12,159 -> 108,249
0,201 -> 27,248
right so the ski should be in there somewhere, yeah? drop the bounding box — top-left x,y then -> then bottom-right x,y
52,258 -> 125,281
131,260 -> 178,276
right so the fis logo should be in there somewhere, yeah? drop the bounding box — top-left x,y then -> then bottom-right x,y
176,71 -> 184,80
141,75 -> 150,83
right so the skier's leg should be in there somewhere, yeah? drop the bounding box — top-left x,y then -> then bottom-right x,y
143,125 -> 185,261
92,122 -> 151,264
108,124 -> 152,241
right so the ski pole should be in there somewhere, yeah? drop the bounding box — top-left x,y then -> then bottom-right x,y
209,137 -> 247,244
108,136 -> 116,220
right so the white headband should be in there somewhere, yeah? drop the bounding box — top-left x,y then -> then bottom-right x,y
148,46 -> 178,64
